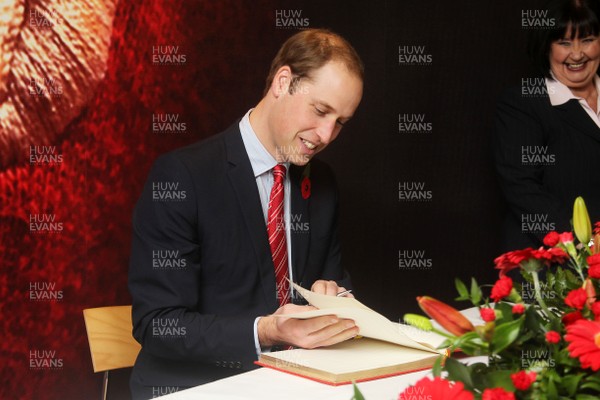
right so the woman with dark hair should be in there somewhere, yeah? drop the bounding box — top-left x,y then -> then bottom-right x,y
494,0 -> 600,250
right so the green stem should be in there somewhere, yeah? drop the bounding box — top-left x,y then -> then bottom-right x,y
571,256 -> 585,282
532,271 -> 555,322
431,328 -> 454,339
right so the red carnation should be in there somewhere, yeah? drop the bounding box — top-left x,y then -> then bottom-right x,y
543,231 -> 559,247
512,304 -> 525,314
510,370 -> 536,391
592,302 -> 600,320
494,247 -> 568,277
301,176 -> 311,199
545,331 -> 560,344
491,276 -> 513,302
558,232 -> 574,244
565,319 -> 600,371
565,288 -> 588,310
588,254 -> 600,279
562,311 -> 584,326
594,222 -> 600,235
482,387 -> 515,400
532,247 -> 569,265
397,377 -> 474,400
494,248 -> 536,277
480,307 -> 496,322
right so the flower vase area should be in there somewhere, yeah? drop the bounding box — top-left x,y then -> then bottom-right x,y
355,197 -> 600,400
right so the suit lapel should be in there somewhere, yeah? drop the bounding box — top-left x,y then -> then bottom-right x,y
224,126 -> 278,309
289,165 -> 310,286
554,99 -> 600,144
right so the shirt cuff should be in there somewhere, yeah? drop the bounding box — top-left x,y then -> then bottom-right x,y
253,316 -> 271,357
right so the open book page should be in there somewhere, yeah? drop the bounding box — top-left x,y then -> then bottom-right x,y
259,337 -> 439,381
394,322 -> 447,350
278,283 -> 445,354
292,282 -> 376,312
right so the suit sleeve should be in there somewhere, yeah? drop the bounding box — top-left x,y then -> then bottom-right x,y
493,89 -> 567,244
128,154 -> 257,368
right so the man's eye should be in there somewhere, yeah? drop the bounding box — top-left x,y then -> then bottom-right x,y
315,108 -> 325,116
336,120 -> 345,127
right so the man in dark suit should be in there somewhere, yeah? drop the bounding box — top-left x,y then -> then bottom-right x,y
128,29 -> 364,399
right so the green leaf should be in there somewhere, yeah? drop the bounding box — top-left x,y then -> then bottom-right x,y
468,363 -> 490,390
351,382 -> 365,400
432,356 -> 443,377
444,357 -> 474,390
485,370 -> 515,392
575,395 -> 600,400
470,278 -> 482,305
580,374 -> 600,392
455,278 -> 470,300
491,317 -> 524,354
452,332 -> 488,356
547,378 -> 558,400
546,270 -> 556,288
562,374 -> 584,396
524,305 -> 545,333
581,374 -> 600,385
494,302 -> 514,323
580,382 -> 600,392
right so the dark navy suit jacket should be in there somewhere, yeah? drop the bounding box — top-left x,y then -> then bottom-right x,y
128,123 -> 351,396
494,82 -> 600,251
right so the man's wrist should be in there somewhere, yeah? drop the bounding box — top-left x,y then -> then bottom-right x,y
257,315 -> 278,348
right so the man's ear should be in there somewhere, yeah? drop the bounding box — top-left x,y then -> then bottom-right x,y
270,66 -> 293,98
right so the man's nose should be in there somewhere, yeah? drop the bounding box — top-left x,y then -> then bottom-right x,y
317,119 -> 337,145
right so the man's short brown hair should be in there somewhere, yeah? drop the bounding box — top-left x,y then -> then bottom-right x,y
263,29 -> 364,96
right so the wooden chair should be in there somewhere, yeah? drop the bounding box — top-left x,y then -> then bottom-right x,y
83,306 -> 142,400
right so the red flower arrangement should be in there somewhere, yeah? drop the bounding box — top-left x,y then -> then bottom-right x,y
545,331 -> 560,344
397,377 -> 474,400
490,276 -> 513,302
511,304 -> 525,314
480,307 -> 496,322
565,319 -> 600,371
482,387 -> 515,400
398,197 -> 600,399
565,288 -> 589,310
588,254 -> 600,279
510,370 -> 536,391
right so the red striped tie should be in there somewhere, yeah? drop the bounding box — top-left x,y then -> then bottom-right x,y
267,164 -> 289,306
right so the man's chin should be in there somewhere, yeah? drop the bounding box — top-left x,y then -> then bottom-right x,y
287,154 -> 312,166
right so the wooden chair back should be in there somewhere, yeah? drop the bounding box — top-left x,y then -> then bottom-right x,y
83,305 -> 141,373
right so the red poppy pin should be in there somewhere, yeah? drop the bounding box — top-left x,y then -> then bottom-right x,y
301,164 -> 311,200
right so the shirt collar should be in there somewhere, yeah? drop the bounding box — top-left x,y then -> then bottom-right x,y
546,72 -> 600,106
239,109 -> 289,177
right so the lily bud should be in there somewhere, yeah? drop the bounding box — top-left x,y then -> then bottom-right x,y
417,296 -> 475,336
475,321 -> 495,342
573,197 -> 592,245
584,279 -> 596,309
403,314 -> 433,331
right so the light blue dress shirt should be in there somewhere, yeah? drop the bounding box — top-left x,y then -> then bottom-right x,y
239,109 -> 294,355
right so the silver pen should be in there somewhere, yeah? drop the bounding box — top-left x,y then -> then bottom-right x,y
336,289 -> 352,297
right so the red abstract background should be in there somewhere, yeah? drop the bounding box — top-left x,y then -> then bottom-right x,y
0,1 -> 289,398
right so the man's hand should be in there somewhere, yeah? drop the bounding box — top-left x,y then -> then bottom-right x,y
310,279 -> 354,298
257,304 -> 358,349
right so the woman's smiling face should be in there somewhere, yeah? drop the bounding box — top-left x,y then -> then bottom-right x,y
550,26 -> 600,91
